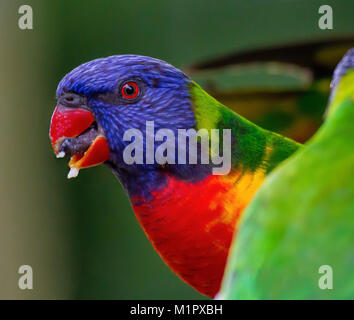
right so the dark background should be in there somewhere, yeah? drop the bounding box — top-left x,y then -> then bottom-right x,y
0,0 -> 353,299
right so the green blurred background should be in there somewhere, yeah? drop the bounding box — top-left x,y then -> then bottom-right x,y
0,0 -> 353,299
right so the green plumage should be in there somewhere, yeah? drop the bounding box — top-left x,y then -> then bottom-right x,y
187,38 -> 354,144
219,51 -> 354,299
190,82 -> 300,173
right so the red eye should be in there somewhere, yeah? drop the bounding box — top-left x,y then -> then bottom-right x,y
121,81 -> 139,99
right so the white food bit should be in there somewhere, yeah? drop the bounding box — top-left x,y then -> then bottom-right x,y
67,167 -> 80,179
56,151 -> 66,158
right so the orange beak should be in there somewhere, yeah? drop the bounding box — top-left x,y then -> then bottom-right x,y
49,105 -> 110,178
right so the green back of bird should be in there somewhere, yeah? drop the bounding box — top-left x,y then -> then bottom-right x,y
219,50 -> 354,299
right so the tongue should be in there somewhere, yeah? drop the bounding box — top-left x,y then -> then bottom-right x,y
59,126 -> 99,157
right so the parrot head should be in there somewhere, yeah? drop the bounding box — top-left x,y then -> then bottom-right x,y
49,54 -> 302,297
49,55 -> 211,196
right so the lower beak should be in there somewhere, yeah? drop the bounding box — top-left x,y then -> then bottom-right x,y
49,105 -> 110,178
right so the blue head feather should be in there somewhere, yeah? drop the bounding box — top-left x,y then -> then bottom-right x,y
331,48 -> 354,92
57,55 -> 212,199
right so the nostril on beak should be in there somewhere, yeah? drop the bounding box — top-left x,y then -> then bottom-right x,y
59,92 -> 84,107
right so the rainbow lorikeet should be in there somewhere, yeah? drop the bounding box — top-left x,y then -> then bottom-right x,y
49,55 -> 300,297
220,49 -> 354,299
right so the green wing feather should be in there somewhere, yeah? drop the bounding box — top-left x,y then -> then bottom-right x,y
219,49 -> 354,299
185,38 -> 354,143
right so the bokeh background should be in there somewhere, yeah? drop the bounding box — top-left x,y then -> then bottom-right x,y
0,0 -> 353,299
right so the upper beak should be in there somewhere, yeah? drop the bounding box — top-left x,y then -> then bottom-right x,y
49,105 -> 110,178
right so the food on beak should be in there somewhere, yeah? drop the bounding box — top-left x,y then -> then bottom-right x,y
56,151 -> 66,159
67,167 -> 80,179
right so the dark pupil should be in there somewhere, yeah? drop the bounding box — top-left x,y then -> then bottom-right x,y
124,84 -> 135,96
